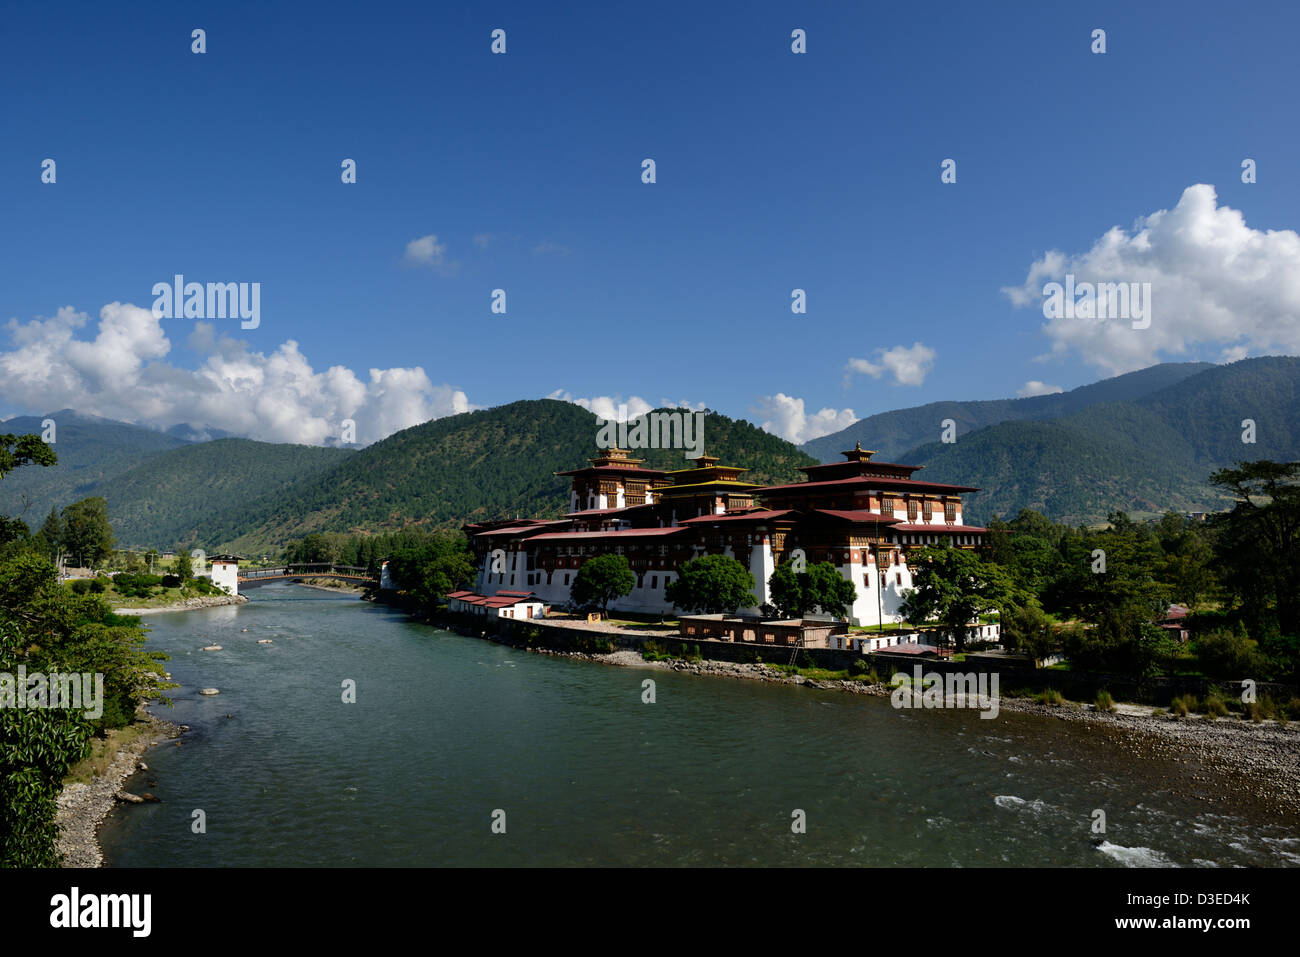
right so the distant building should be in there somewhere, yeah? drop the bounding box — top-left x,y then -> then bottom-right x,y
1155,603 -> 1190,642
446,589 -> 548,620
204,554 -> 242,596
466,444 -> 996,636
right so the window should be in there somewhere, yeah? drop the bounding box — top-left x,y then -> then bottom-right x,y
881,497 -> 894,517
896,572 -> 902,585
651,575 -> 658,589
907,499 -> 918,521
945,502 -> 957,522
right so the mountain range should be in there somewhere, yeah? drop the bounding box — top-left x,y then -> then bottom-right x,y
1,357 -> 1296,550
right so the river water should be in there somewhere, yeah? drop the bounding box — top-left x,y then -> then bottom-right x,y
99,583 -> 1299,867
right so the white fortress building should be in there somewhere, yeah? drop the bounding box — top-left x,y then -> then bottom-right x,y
464,445 -> 996,635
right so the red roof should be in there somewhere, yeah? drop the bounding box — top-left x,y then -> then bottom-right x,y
811,509 -> 903,524
564,504 -> 657,517
529,526 -> 690,542
473,522 -> 568,537
447,590 -> 543,608
679,509 -> 794,524
757,476 -> 980,494
555,465 -> 667,477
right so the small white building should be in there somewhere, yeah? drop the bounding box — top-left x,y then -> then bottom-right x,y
445,589 -> 548,620
207,554 -> 241,596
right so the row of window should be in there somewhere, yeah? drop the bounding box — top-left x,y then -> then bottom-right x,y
880,499 -> 959,521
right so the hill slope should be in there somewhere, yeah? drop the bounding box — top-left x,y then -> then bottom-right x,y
209,399 -> 818,552
100,439 -> 355,548
0,410 -> 190,525
800,362 -> 1214,462
898,357 -> 1299,524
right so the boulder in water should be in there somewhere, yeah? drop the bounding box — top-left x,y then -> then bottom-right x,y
199,688 -> 220,696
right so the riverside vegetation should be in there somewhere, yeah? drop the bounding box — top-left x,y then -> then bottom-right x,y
0,433 -> 175,866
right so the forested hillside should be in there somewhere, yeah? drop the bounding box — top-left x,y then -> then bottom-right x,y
211,400 -> 817,552
900,357 -> 1299,524
800,362 -> 1214,462
0,410 -> 189,524
99,439 -> 355,547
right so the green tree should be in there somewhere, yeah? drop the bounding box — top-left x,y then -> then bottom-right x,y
0,432 -> 56,478
767,561 -> 805,618
665,554 -> 756,615
1001,600 -> 1057,662
386,534 -> 475,610
288,533 -> 341,565
36,508 -> 63,567
175,549 -> 193,581
767,560 -> 856,618
0,441 -> 172,865
1062,615 -> 1176,680
1194,624 -> 1266,680
60,498 -> 115,568
900,546 -> 1015,652
570,554 -> 636,617
1209,460 -> 1300,639
805,562 -> 857,617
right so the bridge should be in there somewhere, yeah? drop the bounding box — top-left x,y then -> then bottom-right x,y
237,563 -> 379,587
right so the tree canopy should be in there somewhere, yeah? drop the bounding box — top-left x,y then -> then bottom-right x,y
900,546 -> 1016,651
570,554 -> 636,616
665,554 -> 756,615
767,560 -> 857,619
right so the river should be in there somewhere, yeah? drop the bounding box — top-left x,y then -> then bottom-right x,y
99,583 -> 1300,866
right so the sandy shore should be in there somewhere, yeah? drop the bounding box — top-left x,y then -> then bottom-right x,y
531,647 -> 1300,816
114,593 -> 248,616
55,712 -> 184,867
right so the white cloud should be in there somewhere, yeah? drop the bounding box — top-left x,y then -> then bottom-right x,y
845,342 -> 937,387
753,393 -> 857,445
1001,184 -> 1300,374
547,390 -> 653,422
402,234 -> 458,275
0,303 -> 472,445
660,398 -> 706,412
1017,380 -> 1063,397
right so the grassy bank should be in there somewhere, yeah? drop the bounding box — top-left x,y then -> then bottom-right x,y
62,722 -> 153,787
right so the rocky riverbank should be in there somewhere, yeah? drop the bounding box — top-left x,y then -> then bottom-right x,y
293,579 -> 367,596
114,593 -> 248,615
528,646 -> 1300,816
54,712 -> 185,868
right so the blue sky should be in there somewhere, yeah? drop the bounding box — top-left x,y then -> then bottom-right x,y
2,0 -> 1299,445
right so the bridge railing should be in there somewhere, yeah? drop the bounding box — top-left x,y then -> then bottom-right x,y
238,564 -> 376,580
